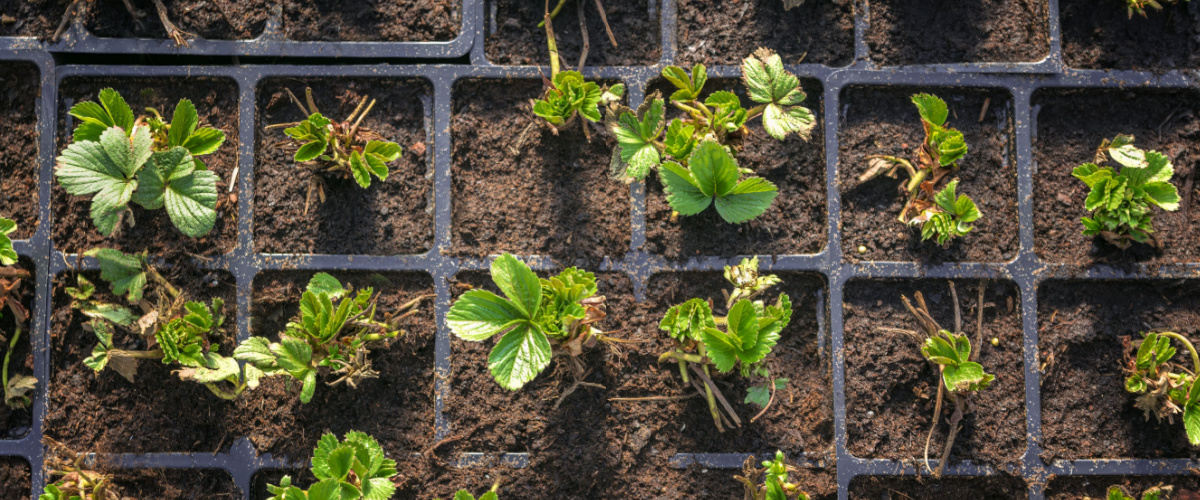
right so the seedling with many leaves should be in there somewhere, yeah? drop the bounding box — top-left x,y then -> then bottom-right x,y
265,431 -> 398,500
1108,484 -> 1174,500
1123,331 -> 1200,445
858,94 -> 982,245
55,88 -> 226,238
735,450 -> 811,500
0,218 -> 36,412
1073,135 -> 1179,249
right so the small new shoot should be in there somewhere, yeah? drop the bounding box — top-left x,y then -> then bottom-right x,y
734,450 -> 811,500
265,431 -> 399,500
531,0 -> 625,137
1124,0 -> 1192,18
1073,135 -> 1179,250
1123,330 -> 1200,445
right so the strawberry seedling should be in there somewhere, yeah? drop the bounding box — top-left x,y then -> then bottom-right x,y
54,88 -> 226,238
1124,0 -> 1191,18
735,451 -> 811,500
531,0 -> 624,135
437,483 -> 500,500
1072,135 -> 1179,249
1122,331 -> 1200,445
0,218 -> 36,411
39,438 -> 121,500
659,140 -> 780,224
265,431 -> 398,500
1108,484 -> 1173,500
858,93 -> 982,245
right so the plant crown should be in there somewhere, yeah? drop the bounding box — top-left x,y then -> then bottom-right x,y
921,329 -> 994,392
276,88 -> 403,189
1123,331 -> 1200,445
1108,484 -> 1173,500
266,431 -> 398,500
1072,135 -> 1179,249
532,71 -> 625,131
735,450 -> 811,500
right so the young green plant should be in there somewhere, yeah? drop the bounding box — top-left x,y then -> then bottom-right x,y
1073,135 -> 1179,249
39,438 -> 121,500
1123,331 -> 1200,445
0,218 -> 36,411
734,451 -> 811,500
1124,0 -> 1191,18
858,93 -> 982,245
55,88 -> 226,238
437,483 -> 501,500
531,0 -> 624,136
1107,484 -> 1173,500
265,431 -> 398,500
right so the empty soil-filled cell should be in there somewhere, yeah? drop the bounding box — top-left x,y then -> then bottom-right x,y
46,266 -> 236,453
86,0 -> 271,40
866,0 -> 1050,66
237,271 -> 435,462
97,469 -> 239,499
254,78 -> 434,256
0,0 -> 67,37
1047,475 -> 1200,499
1033,89 -> 1200,265
0,458 -> 30,500
0,259 -> 35,439
484,0 -> 661,66
645,78 -> 827,259
451,79 -> 630,267
675,0 -> 854,67
1038,279 -> 1200,461
849,475 -> 1029,498
1061,0 -> 1200,70
844,279 -> 1026,471
283,0 -> 460,41
839,87 -> 1018,264
53,77 -> 240,256
0,62 -> 41,240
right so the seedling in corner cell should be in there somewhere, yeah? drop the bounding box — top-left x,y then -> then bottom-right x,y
39,438 -> 121,500
1073,135 -> 1179,249
437,483 -> 501,500
1124,0 -> 1191,18
1122,331 -> 1200,445
1107,484 -> 1173,500
858,93 -> 982,245
531,0 -> 623,136
267,87 -> 404,214
0,218 -> 36,411
735,450 -> 811,500
54,88 -> 226,238
234,273 -> 431,404
265,431 -> 399,500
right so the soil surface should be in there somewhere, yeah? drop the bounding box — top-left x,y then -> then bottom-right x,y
0,260 -> 35,439
1038,280 -> 1200,461
284,0 -> 460,41
839,87 -> 1018,264
53,78 -> 240,257
1061,0 -> 1200,70
645,79 -> 827,259
1032,89 -> 1200,266
45,266 -> 237,453
484,0 -> 661,66
676,0 -> 854,67
844,279 -> 1026,472
866,0 -> 1050,66
254,78 -> 433,256
0,62 -> 41,240
0,0 -> 67,38
0,458 -> 30,500
848,475 -> 1029,498
1046,475 -> 1200,499
443,270 -> 836,498
237,271 -> 435,462
87,0 -> 271,40
451,79 -> 630,268
105,469 -> 240,499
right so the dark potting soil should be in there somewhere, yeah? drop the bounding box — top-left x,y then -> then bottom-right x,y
0,0 -> 66,38
676,0 -> 854,68
1046,475 -> 1200,499
451,79 -> 630,268
484,0 -> 661,66
0,260 -> 35,439
105,468 -> 240,499
865,0 -> 1050,66
45,267 -> 237,453
283,0 -> 460,42
1038,280 -> 1200,461
0,458 -> 30,500
253,78 -> 434,256
644,79 -> 827,259
1033,89 -> 1200,266
53,78 -> 240,256
848,475 -> 1029,499
444,270 -> 836,498
839,87 -> 1018,264
844,279 -> 1026,472
86,0 -> 271,40
236,271 -> 435,462
0,62 -> 40,240
1061,0 -> 1200,70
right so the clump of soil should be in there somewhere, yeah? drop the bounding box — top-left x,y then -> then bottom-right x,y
45,267 -> 237,453
0,0 -> 67,38
0,455 -> 30,500
254,78 -> 433,256
866,0 -> 1050,66
451,79 -> 630,268
1061,0 -> 1200,70
53,78 -> 240,256
645,78 -> 827,259
484,0 -> 661,66
1033,89 -> 1200,266
1047,475 -> 1200,499
236,272 -> 435,462
848,475 -> 1029,498
0,62 -> 41,240
86,0 -> 271,40
843,279 -> 1026,472
838,87 -> 1018,263
0,260 -> 35,439
676,0 -> 854,67
1038,280 -> 1200,461
283,0 -> 460,41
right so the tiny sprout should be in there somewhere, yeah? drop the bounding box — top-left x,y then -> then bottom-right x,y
1108,483 -> 1173,500
1073,135 -> 1179,249
735,450 -> 810,500
1122,331 -> 1200,445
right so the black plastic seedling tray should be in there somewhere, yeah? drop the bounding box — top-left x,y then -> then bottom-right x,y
3,0 -> 1200,498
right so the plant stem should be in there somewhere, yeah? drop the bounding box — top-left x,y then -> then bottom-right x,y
923,367 -> 944,475
1160,331 -> 1200,375
544,0 -> 561,78
537,0 -> 570,27
145,265 -> 180,299
0,268 -> 31,279
110,348 -> 164,360
657,350 -> 703,364
935,394 -> 965,478
2,327 -> 17,402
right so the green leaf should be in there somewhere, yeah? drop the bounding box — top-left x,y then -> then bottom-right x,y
307,273 -> 347,298
490,253 -> 542,318
761,103 -> 815,141
167,99 -> 199,148
911,93 -> 948,127
700,326 -> 741,373
713,177 -> 778,224
361,477 -> 395,500
76,300 -> 136,326
69,100 -> 117,143
86,248 -> 147,303
99,88 -> 135,132
1072,163 -> 1115,188
611,100 -> 664,182
742,49 -> 804,107
1186,404 -> 1200,446
233,337 -> 279,370
326,445 -> 354,480
306,479 -> 343,500
159,156 -> 219,238
1108,137 -> 1148,168
1142,181 -> 1180,211
274,337 -> 314,375
82,320 -> 115,372
487,323 -> 552,391
745,383 -> 771,408
689,140 -> 739,197
447,290 -> 527,341
300,367 -> 318,403
55,126 -> 155,235
943,361 -> 994,392
1106,486 -> 1135,500
349,150 -> 373,188
659,298 -> 715,343
659,161 -> 710,216
663,119 -> 696,160
181,127 -> 226,156
0,218 -> 16,266
295,139 -> 329,163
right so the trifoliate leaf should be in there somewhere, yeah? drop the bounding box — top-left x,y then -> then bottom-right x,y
663,119 -> 696,160
86,248 -> 147,303
55,126 -> 154,236
742,48 -> 813,140
611,98 -> 664,182
661,64 -> 707,102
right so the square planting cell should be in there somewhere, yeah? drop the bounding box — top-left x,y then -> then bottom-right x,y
0,62 -> 40,240
1047,475 -> 1200,499
1038,279 -> 1200,461
484,0 -> 661,66
282,0 -> 461,42
0,457 -> 30,500
848,475 -> 1029,498
866,0 -> 1051,66
675,0 -> 854,68
645,78 -> 828,259
86,0 -> 272,41
838,86 -> 1018,263
1061,0 -> 1200,71
451,78 -> 631,267
254,78 -> 434,256
1033,88 -> 1200,265
53,77 -> 241,256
